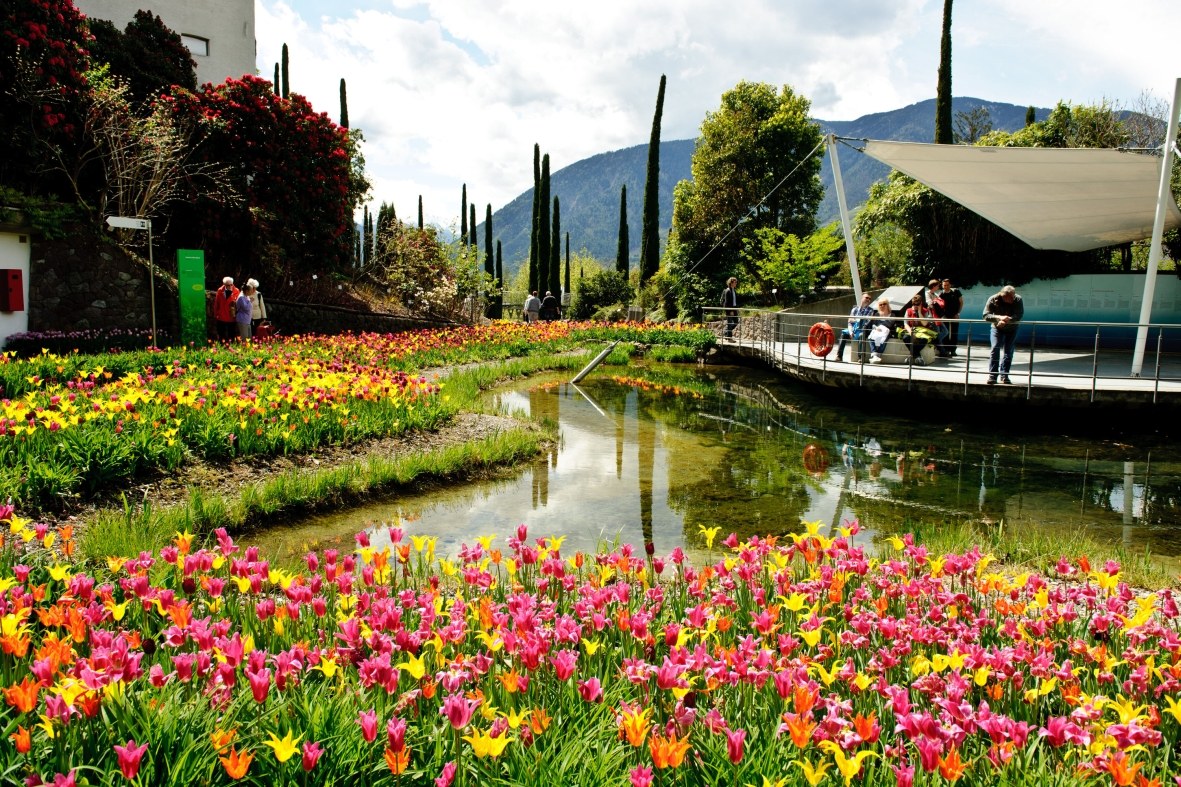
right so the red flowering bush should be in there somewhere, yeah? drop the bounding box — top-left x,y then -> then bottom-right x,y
164,75 -> 370,284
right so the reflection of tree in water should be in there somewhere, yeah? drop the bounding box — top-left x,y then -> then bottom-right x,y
528,384 -> 560,508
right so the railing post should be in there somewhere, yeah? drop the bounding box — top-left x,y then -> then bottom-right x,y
1026,324 -> 1036,400
964,324 -> 971,394
1091,326 -> 1101,403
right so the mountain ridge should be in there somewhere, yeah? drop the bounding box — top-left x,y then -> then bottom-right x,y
479,97 -> 1048,280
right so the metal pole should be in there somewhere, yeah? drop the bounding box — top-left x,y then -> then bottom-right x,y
828,135 -> 863,303
1091,326 -> 1101,402
148,220 -> 157,348
571,341 -> 618,384
1025,324 -> 1035,399
1131,77 -> 1181,377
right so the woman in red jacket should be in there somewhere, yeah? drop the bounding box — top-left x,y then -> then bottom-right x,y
213,277 -> 240,342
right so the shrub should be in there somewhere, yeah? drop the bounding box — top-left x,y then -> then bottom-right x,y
571,269 -> 632,320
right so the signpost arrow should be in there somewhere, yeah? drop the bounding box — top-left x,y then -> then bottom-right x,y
105,216 -> 151,230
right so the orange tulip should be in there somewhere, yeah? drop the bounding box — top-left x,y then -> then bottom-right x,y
10,726 -> 30,754
618,706 -> 651,747
529,707 -> 552,735
3,677 -> 40,714
384,746 -> 411,775
219,747 -> 254,780
1107,752 -> 1143,787
648,733 -> 690,769
937,748 -> 969,782
784,714 -> 817,749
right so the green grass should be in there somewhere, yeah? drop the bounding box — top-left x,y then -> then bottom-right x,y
78,425 -> 550,561
890,518 -> 1178,591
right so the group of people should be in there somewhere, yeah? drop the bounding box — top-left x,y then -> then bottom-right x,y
213,277 -> 268,341
522,290 -> 562,323
835,278 -> 1023,383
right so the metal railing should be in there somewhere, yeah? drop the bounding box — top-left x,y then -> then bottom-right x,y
702,307 -> 1181,400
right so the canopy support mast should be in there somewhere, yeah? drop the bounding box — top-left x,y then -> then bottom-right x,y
1131,77 -> 1181,377
829,134 -> 864,302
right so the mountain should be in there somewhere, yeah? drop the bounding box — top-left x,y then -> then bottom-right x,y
481,97 -> 1047,278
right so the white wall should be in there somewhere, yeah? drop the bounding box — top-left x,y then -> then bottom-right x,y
0,231 -> 31,343
74,0 -> 256,86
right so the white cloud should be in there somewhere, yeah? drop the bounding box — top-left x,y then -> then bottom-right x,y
256,0 -> 1177,232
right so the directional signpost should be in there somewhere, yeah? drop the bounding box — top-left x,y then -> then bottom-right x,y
105,216 -> 156,347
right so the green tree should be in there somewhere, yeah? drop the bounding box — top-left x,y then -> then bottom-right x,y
339,78 -> 349,128
86,11 -> 197,108
530,144 -> 540,293
495,240 -> 504,318
742,224 -> 844,300
549,196 -> 561,296
666,81 -> 823,314
564,233 -> 570,295
538,153 -> 551,291
1025,105 -> 1036,126
418,195 -> 423,230
616,185 -> 630,276
639,74 -> 666,285
281,43 -> 290,99
484,203 -> 494,280
273,63 -> 279,95
935,0 -> 953,144
460,183 -> 467,245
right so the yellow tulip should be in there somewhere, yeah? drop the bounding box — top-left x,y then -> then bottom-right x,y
264,730 -> 302,763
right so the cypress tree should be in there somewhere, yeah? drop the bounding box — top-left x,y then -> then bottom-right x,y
460,184 -> 467,245
934,0 -> 953,144
538,154 -> 551,293
484,204 -> 494,280
469,205 -> 477,248
616,185 -> 629,277
417,195 -> 424,230
495,240 -> 504,319
1025,105 -> 1036,126
273,63 -> 279,95
639,74 -> 666,284
281,43 -> 290,99
549,196 -> 561,297
529,144 -> 541,293
360,204 -> 369,266
339,78 -> 349,128
564,233 -> 570,295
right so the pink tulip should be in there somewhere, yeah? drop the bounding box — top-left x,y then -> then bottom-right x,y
113,740 -> 148,780
440,694 -> 478,730
577,677 -> 602,703
893,762 -> 915,787
724,728 -> 746,764
387,717 -> 407,752
301,741 -> 324,772
629,765 -> 654,787
435,761 -> 457,787
358,709 -> 379,742
551,649 -> 578,681
245,667 -> 270,703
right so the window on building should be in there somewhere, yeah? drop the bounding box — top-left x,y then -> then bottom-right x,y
181,35 -> 209,57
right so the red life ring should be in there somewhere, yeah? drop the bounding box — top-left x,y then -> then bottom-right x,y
803,443 -> 830,474
808,322 -> 835,357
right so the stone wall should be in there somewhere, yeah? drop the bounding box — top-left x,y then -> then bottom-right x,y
29,233 -> 180,336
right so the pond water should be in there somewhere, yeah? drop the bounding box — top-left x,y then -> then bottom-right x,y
250,364 -> 1181,567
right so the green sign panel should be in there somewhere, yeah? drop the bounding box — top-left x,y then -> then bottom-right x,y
176,249 -> 206,345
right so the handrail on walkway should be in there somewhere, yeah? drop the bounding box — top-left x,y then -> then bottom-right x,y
701,307 -> 1181,398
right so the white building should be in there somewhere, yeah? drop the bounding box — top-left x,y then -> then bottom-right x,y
74,0 -> 256,87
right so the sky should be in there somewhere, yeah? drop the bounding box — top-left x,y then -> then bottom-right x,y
254,0 -> 1180,228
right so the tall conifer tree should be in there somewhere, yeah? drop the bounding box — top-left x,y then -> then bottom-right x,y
539,154 -> 551,292
281,43 -> 290,99
417,195 -> 424,230
934,0 -> 953,144
639,74 -> 666,284
273,63 -> 280,95
549,196 -> 561,296
616,185 -> 629,276
484,205 -> 494,280
460,184 -> 467,245
529,144 -> 540,293
1025,105 -> 1036,126
339,78 -> 349,128
564,233 -> 570,295
469,205 -> 477,248
495,241 -> 504,319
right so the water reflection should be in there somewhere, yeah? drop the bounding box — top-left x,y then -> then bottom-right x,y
249,365 -> 1181,567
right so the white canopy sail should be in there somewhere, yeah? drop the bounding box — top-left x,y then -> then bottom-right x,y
858,139 -> 1181,252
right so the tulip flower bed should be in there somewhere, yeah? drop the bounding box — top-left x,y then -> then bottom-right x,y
2,510 -> 1179,787
0,322 -> 713,511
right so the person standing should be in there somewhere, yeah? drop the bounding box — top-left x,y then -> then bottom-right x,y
940,277 -> 963,355
246,278 -> 267,332
983,284 -> 1023,385
540,291 -> 560,321
213,277 -> 240,342
721,277 -> 739,339
835,292 -> 875,362
523,291 -> 541,324
235,283 -> 255,341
